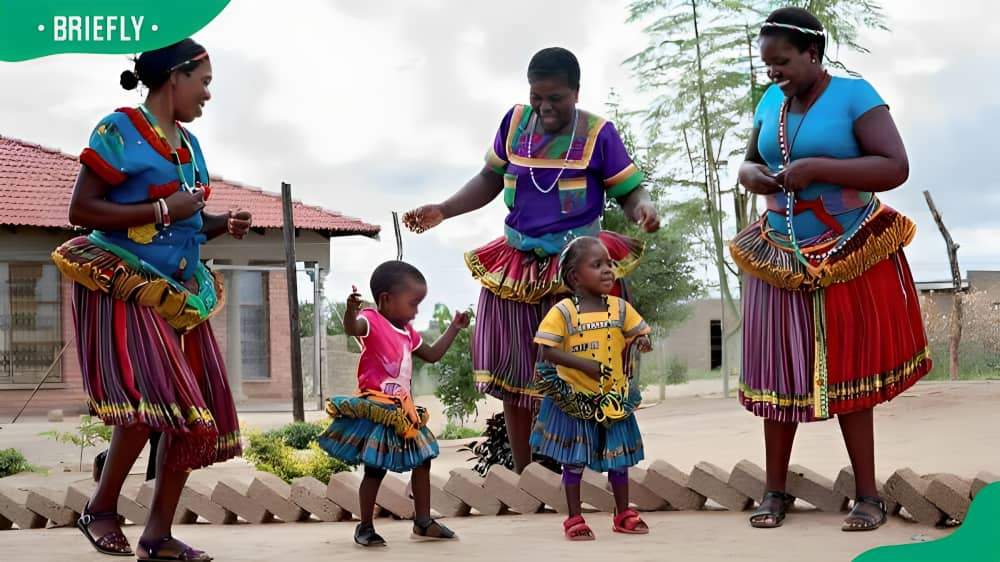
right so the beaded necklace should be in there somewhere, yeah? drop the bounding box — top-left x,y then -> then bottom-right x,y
525,108 -> 579,194
573,293 -> 626,422
138,104 -> 199,192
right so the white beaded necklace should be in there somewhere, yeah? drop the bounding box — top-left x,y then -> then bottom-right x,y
525,108 -> 579,194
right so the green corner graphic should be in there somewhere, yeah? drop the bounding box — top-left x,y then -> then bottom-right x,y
854,482 -> 1000,562
0,0 -> 230,62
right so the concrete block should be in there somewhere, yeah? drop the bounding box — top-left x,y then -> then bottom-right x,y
291,477 -> 350,522
25,487 -> 77,527
642,460 -> 706,511
47,409 -> 64,422
117,479 -> 148,525
180,481 -> 236,525
687,462 -> 752,512
483,465 -> 541,515
833,466 -> 899,515
429,473 -> 471,518
885,468 -> 944,525
249,472 -> 309,522
326,471 -> 365,518
627,467 -> 668,511
211,479 -> 274,524
580,469 -> 616,512
0,487 -> 48,529
64,480 -> 97,514
517,463 -> 568,514
376,473 -> 415,519
443,468 -> 504,516
786,464 -> 847,512
926,474 -> 972,522
135,481 -> 197,524
728,460 -> 767,503
971,471 -> 999,499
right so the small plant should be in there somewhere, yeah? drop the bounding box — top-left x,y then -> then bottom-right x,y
428,304 -> 479,423
244,429 -> 349,484
437,421 -> 483,441
39,415 -> 112,471
265,421 -> 326,450
666,357 -> 689,385
459,413 -> 560,476
0,448 -> 37,478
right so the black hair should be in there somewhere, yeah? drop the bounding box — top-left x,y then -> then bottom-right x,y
120,38 -> 208,91
558,236 -> 604,292
760,7 -> 826,61
527,47 -> 580,91
369,260 -> 426,303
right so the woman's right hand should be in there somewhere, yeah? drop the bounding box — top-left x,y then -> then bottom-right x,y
164,188 -> 206,221
402,204 -> 445,234
742,164 -> 782,195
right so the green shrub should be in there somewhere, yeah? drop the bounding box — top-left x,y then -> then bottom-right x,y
437,421 -> 483,441
244,430 -> 348,484
39,415 -> 112,471
265,421 -> 326,450
666,357 -> 689,385
0,448 -> 34,478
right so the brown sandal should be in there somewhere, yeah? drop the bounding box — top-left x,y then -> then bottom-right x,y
842,496 -> 887,532
749,491 -> 795,529
76,504 -> 132,556
411,518 -> 457,541
136,536 -> 213,561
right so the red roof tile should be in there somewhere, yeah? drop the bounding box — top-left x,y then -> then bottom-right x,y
0,136 -> 379,237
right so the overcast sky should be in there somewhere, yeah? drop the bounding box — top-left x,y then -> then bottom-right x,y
2,0 -> 996,329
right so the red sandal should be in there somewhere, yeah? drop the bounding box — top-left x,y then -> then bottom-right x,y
612,508 -> 649,534
563,515 -> 595,541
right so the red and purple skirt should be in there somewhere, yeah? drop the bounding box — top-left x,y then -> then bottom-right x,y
730,202 -> 931,422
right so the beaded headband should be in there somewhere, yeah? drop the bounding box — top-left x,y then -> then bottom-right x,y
761,21 -> 825,36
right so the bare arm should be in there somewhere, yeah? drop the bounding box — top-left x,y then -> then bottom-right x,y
403,166 -> 503,233
540,346 -> 602,381
342,291 -> 368,338
617,186 -> 660,232
413,311 -> 470,363
68,166 -> 207,229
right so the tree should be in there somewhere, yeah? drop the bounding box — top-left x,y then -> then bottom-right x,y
625,0 -> 888,378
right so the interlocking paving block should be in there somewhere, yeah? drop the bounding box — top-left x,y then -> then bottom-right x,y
926,474 -> 972,522
0,487 -> 48,529
628,467 -> 668,511
971,471 -> 999,499
291,477 -> 350,522
211,479 -> 274,524
249,472 -> 309,522
483,466 -> 541,515
376,473 -> 415,519
430,472 -> 471,518
326,471 -> 364,518
443,468 -> 504,516
25,487 -> 77,527
517,463 -> 568,514
643,460 -> 706,511
786,464 -> 847,512
728,460 -> 767,504
180,481 -> 236,525
885,468 -> 945,525
687,462 -> 752,512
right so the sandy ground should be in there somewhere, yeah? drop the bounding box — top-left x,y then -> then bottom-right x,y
1,379 -> 997,561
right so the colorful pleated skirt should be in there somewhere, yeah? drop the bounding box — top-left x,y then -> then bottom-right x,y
467,231 -> 643,408
317,396 -> 439,473
730,202 -> 932,422
54,237 -> 241,471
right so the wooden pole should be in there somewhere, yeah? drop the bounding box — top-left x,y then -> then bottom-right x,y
282,182 -> 305,421
923,190 -> 962,381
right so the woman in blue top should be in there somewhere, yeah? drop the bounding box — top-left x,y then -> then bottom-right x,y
53,39 -> 251,561
731,8 -> 930,531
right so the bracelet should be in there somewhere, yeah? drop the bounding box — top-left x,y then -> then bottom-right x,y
152,200 -> 163,226
159,199 -> 171,227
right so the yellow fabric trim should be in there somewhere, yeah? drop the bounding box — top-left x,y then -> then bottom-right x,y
474,370 -> 542,397
325,396 -> 430,439
504,105 -> 606,170
604,163 -> 639,187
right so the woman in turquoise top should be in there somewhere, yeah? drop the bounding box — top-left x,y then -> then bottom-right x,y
53,39 -> 251,561
730,8 -> 930,531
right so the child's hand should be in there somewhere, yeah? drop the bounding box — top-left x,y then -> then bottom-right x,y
346,285 -> 363,313
635,335 -> 653,353
451,310 -> 471,330
582,360 -> 604,381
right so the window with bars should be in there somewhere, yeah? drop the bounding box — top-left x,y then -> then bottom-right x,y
0,262 -> 63,383
238,271 -> 270,380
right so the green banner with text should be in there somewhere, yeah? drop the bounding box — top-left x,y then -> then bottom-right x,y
0,0 -> 230,62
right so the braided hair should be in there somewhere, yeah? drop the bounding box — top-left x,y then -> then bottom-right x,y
558,236 -> 604,293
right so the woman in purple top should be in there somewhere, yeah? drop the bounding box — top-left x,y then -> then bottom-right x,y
404,47 -> 659,473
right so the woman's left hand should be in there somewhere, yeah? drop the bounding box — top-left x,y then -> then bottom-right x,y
775,158 -> 822,192
634,335 -> 653,353
228,210 -> 252,239
629,202 -> 660,233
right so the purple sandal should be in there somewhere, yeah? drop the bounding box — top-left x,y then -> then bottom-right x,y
137,536 -> 213,561
76,504 -> 132,556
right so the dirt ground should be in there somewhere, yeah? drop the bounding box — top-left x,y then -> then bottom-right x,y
1,379 -> 997,561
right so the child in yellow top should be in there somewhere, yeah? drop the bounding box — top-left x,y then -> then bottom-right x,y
529,236 -> 653,541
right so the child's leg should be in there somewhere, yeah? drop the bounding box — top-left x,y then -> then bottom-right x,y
411,459 -> 432,523
360,465 -> 386,526
608,469 -> 629,514
562,464 -> 585,517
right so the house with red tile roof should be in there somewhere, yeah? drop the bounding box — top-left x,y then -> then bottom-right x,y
0,136 -> 379,416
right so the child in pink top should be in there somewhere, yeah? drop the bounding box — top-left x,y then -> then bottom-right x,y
318,260 -> 469,547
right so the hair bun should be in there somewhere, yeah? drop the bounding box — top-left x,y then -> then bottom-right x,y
120,70 -> 139,90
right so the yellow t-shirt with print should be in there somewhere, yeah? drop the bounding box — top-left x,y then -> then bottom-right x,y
534,297 -> 650,395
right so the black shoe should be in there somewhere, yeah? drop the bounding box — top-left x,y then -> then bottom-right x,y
354,523 -> 387,547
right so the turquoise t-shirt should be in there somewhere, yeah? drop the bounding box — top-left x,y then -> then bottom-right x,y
754,76 -> 886,239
